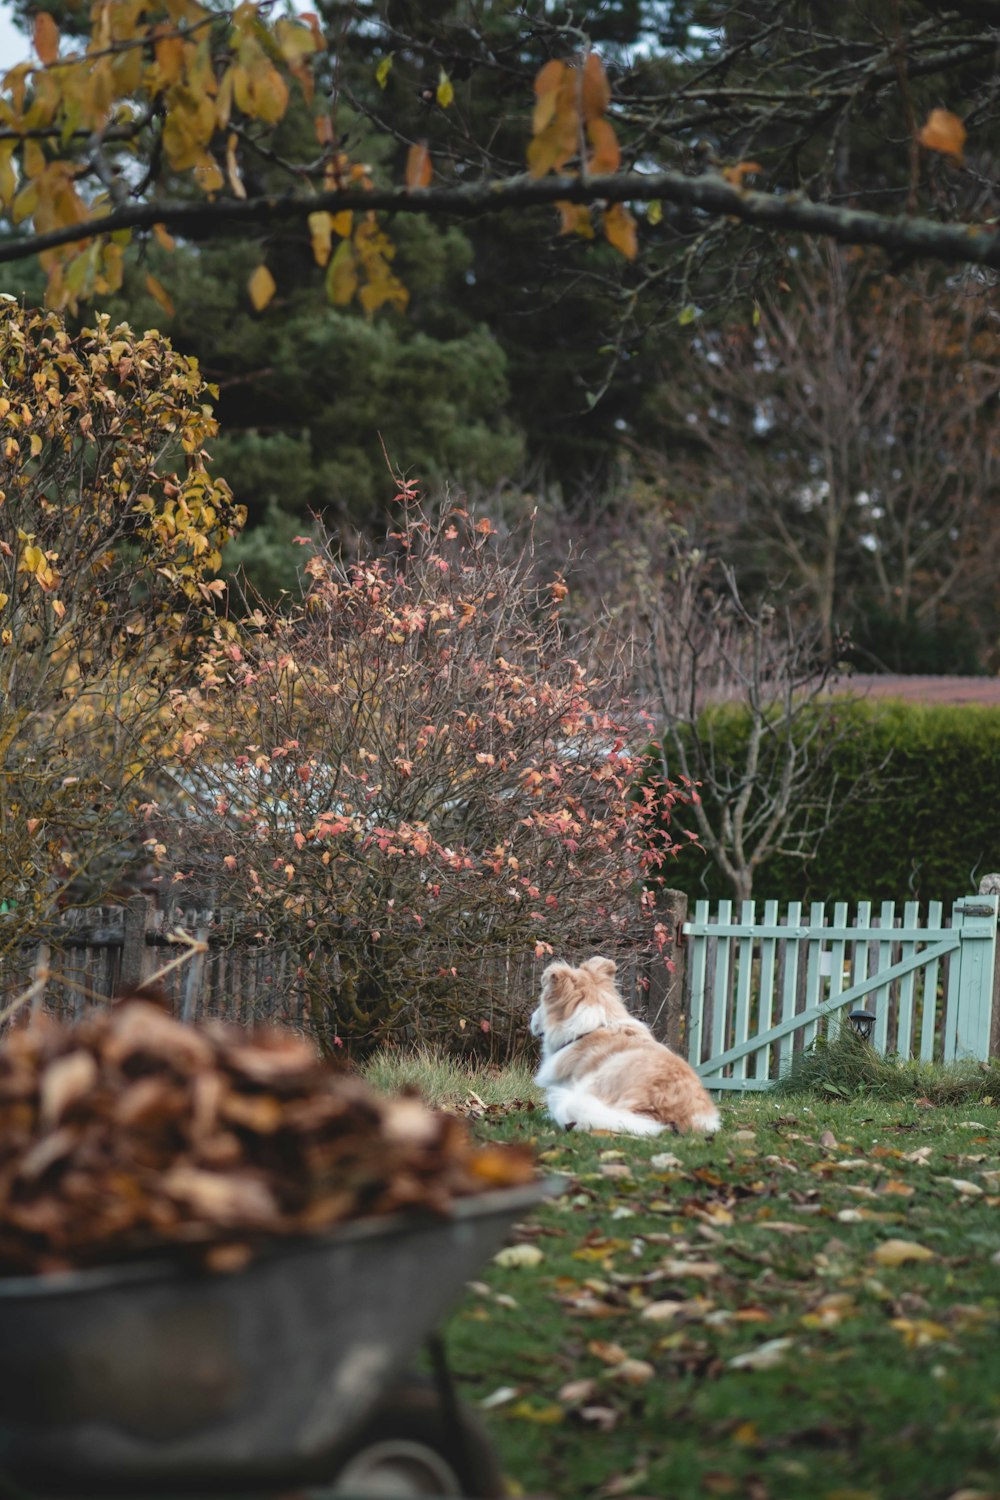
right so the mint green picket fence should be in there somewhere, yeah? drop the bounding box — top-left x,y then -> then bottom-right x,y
683,896 -> 999,1091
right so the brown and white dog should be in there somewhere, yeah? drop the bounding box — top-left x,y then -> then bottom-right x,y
531,956 -> 721,1137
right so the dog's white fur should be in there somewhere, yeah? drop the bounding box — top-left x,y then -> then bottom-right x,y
531,956 -> 720,1137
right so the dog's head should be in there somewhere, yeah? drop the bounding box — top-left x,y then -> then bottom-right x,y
530,955 -> 630,1051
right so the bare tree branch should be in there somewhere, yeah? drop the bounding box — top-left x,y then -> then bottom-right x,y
3,169 -> 1000,271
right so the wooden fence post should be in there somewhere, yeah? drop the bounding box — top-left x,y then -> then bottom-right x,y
977,874 -> 1000,1059
119,894 -> 152,993
645,887 -> 688,1051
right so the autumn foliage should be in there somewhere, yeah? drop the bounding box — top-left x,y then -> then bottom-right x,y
0,998 -> 535,1275
157,495 -> 678,1051
0,304 -> 244,945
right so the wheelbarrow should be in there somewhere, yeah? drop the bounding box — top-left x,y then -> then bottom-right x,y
0,1179 -> 557,1499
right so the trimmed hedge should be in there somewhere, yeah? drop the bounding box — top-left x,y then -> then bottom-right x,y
659,698 -> 1000,903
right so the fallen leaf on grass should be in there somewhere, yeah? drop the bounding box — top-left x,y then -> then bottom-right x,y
727,1336 -> 796,1371
878,1179 -> 915,1197
661,1258 -> 722,1279
588,1339 -> 628,1365
650,1152 -> 683,1170
903,1146 -> 934,1165
935,1177 -> 983,1196
640,1299 -> 686,1322
508,1400 -> 564,1424
579,1405 -> 619,1432
494,1243 -> 544,1268
480,1386 -> 520,1409
558,1377 -> 598,1404
752,1220 -> 812,1234
801,1293 -> 855,1329
871,1238 -> 936,1266
608,1358 -> 656,1385
890,1316 -> 951,1347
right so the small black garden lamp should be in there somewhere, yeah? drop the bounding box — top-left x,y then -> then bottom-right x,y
847,1006 -> 876,1042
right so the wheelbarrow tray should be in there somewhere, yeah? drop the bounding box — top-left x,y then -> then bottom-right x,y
0,1179 -> 557,1493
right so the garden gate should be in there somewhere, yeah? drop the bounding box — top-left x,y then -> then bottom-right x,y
683,895 -> 999,1091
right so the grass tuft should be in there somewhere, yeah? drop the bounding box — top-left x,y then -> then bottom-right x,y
775,1028 -> 1000,1104
360,1045 -> 542,1110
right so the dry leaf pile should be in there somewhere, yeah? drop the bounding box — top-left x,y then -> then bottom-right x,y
0,1001 -> 536,1277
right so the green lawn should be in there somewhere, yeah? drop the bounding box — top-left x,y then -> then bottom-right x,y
443,1096 -> 1000,1500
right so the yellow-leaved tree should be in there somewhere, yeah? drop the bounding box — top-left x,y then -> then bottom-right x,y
0,301 -> 245,968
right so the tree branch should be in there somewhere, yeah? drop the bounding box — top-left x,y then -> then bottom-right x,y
3,168 -> 1000,270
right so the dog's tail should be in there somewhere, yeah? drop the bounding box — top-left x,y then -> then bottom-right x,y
546,1086 -> 665,1138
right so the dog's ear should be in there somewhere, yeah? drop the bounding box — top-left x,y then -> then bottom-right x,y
582,956 -> 617,982
541,960 -> 578,1002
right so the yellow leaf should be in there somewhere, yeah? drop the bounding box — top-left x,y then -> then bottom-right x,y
226,133 -> 246,199
248,264 -> 276,312
581,52 -> 611,121
145,274 -> 175,319
330,210 -> 353,237
918,108 -> 966,163
375,55 -> 392,89
0,593 -> 8,609
436,67 -> 454,108
602,203 -> 637,259
509,1401 -> 565,1425
0,143 -> 16,207
555,200 -> 593,239
29,433 -> 42,457
587,117 -> 620,175
153,26 -> 186,88
890,1317 -> 950,1347
647,198 -> 663,225
493,1243 -> 543,1269
308,210 -> 333,267
33,11 -> 59,66
326,239 -> 358,305
871,1238 -> 936,1267
406,142 -> 432,191
532,59 -> 567,135
153,222 -> 176,253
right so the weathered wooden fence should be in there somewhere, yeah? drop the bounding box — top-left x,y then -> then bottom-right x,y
0,897 -> 678,1054
683,895 -> 1000,1090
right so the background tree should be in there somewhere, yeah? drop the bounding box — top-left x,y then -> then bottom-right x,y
0,301 -> 244,965
642,539 -> 862,903
647,243 -> 1000,668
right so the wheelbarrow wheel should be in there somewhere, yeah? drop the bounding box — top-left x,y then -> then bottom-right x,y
318,1376 -> 505,1498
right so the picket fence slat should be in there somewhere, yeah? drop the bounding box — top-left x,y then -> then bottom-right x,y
777,901 -> 802,1076
827,901 -> 849,1045
802,901 -> 825,1051
757,899 -> 779,1081
687,899 -> 711,1067
897,900 -> 919,1059
732,901 -> 755,1083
